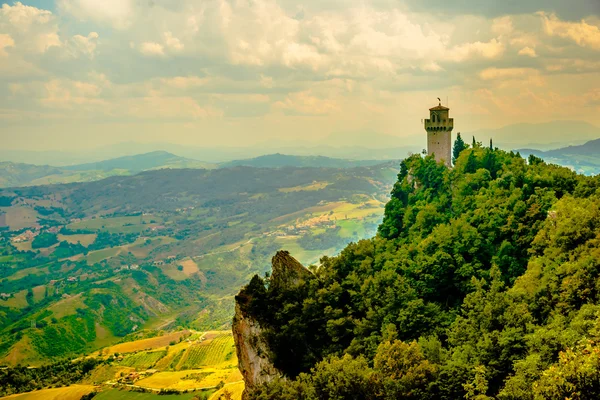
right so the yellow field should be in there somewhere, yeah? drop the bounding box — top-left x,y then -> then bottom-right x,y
84,364 -> 135,384
100,330 -> 190,355
12,241 -> 32,252
209,381 -> 245,400
1,206 -> 38,230
58,233 -> 97,246
271,202 -> 342,223
177,334 -> 236,370
180,259 -> 199,276
1,385 -> 97,400
152,341 -> 190,370
67,215 -> 162,234
0,290 -> 29,309
135,367 -> 239,390
279,181 -> 329,193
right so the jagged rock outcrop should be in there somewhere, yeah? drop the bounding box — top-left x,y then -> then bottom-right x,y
270,249 -> 313,291
232,250 -> 313,399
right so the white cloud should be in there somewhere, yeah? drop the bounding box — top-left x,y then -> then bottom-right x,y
421,62 -> 443,72
0,2 -> 53,32
0,2 -> 61,53
15,74 -> 223,120
539,12 -> 600,50
479,67 -> 544,88
139,42 -> 165,57
69,32 -> 99,58
2,0 -> 600,145
518,46 -> 537,57
0,33 -> 15,56
448,39 -> 504,62
479,67 -> 536,80
164,32 -> 184,51
491,16 -> 513,36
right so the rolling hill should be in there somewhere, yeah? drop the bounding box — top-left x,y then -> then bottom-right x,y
0,152 -> 215,188
0,163 -> 64,189
0,163 -> 396,366
62,151 -> 214,172
0,152 -> 398,188
519,137 -> 600,175
218,154 -> 393,169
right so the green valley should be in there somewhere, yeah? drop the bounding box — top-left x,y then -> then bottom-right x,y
0,164 -> 393,366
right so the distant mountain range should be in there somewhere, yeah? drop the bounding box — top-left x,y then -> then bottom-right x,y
1,120 -> 598,185
3,120 -> 595,166
465,120 -> 600,151
220,154 -> 393,169
519,138 -> 600,175
0,152 -> 395,188
61,151 -> 214,172
0,151 -> 213,188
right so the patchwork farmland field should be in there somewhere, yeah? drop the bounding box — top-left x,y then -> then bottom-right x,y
177,334 -> 236,370
120,350 -> 167,369
1,385 -> 97,400
93,389 -> 209,400
100,330 -> 190,355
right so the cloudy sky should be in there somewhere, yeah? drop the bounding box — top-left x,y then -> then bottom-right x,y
1,0 -> 599,151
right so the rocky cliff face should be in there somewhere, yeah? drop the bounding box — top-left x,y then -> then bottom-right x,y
232,250 -> 313,399
232,301 -> 280,399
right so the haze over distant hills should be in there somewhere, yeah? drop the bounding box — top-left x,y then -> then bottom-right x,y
519,138 -> 600,175
61,151 -> 214,172
3,121 -> 598,166
465,120 -> 600,151
220,154 -> 392,169
0,151 -> 212,188
0,152 -> 397,188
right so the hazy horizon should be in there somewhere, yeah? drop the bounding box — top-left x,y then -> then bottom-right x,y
1,0 -> 599,151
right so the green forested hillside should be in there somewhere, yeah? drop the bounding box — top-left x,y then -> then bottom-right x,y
238,145 -> 600,399
0,164 -> 393,366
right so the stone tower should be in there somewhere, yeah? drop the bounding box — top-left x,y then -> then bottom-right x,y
424,100 -> 453,167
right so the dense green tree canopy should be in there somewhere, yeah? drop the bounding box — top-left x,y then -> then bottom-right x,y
239,147 -> 600,399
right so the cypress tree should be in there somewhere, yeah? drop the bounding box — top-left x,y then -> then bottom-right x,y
452,133 -> 467,165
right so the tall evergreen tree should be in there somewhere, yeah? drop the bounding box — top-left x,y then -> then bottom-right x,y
490,138 -> 493,150
452,133 -> 468,165
472,136 -> 476,147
